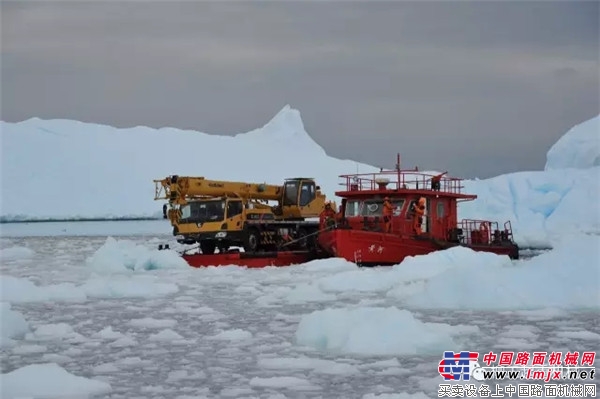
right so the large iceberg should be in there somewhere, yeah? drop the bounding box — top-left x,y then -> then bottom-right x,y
545,115 -> 600,170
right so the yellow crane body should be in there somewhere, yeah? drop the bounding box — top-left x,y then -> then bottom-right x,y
153,175 -> 336,254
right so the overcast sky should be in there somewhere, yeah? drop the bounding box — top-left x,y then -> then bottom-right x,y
2,1 -> 598,178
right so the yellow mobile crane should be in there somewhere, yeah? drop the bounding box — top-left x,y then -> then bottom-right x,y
154,175 -> 334,254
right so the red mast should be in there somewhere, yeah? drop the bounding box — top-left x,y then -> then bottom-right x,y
396,153 -> 401,187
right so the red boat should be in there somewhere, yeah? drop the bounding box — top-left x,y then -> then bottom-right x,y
158,154 -> 519,268
316,154 -> 519,266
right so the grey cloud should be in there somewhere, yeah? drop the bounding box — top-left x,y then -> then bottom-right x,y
1,0 -> 598,178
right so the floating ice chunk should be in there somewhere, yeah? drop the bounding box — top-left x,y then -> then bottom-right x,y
284,283 -> 337,304
25,323 -> 83,342
0,246 -> 35,261
554,330 -> 600,341
115,356 -> 153,368
0,303 -> 29,347
166,369 -> 207,383
359,358 -> 402,369
403,234 -> 600,310
93,363 -> 119,373
295,307 -> 472,356
129,317 -> 178,329
81,276 -> 179,299
11,344 -> 47,355
91,326 -> 127,340
166,370 -> 189,383
220,387 -> 256,397
249,376 -> 320,390
109,336 -> 138,347
1,275 -> 86,303
86,237 -> 188,272
148,329 -> 185,342
257,356 -> 360,375
0,362 -> 112,398
209,329 -> 253,341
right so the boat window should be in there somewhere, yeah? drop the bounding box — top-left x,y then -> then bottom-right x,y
226,200 -> 243,218
437,202 -> 445,218
361,200 -> 384,216
283,181 -> 299,206
345,199 -> 405,217
392,200 -> 405,216
345,200 -> 360,217
406,200 -> 417,219
299,181 -> 316,206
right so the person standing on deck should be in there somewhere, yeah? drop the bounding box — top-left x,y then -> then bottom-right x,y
431,171 -> 448,191
412,197 -> 426,234
319,202 -> 336,229
382,197 -> 397,233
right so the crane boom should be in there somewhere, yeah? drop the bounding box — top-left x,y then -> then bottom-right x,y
154,175 -> 289,204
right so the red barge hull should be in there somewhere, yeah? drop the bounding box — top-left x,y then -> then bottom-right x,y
182,250 -> 323,268
178,232 -> 518,268
318,229 -> 519,266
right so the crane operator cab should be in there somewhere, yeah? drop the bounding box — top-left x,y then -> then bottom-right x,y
280,178 -> 327,219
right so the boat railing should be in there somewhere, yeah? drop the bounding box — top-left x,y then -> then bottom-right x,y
459,219 -> 514,245
339,170 -> 465,194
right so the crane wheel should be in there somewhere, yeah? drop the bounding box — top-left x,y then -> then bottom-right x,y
244,228 -> 260,253
200,240 -> 216,255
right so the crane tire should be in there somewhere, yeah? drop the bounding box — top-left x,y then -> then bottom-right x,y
244,228 -> 260,253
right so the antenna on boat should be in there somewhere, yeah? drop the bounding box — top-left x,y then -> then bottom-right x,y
396,153 -> 402,187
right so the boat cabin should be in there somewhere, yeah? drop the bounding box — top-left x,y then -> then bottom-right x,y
332,156 -> 514,246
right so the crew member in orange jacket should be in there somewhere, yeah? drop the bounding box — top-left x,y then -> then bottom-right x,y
320,203 -> 336,229
412,197 -> 426,234
382,197 -> 397,233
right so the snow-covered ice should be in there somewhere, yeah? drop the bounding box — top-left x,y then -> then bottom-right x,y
0,232 -> 598,398
0,303 -> 30,348
0,362 -> 112,398
2,108 -> 599,248
0,246 -> 35,261
295,307 -> 479,356
545,115 -> 600,170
